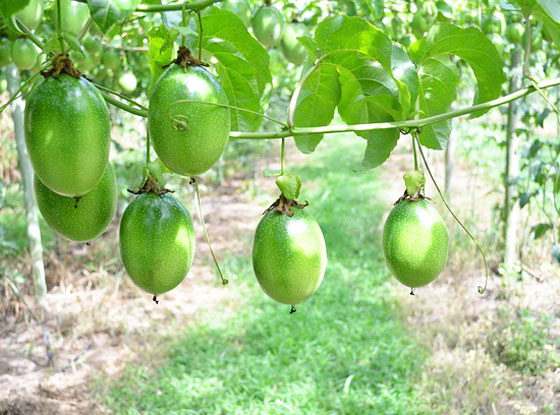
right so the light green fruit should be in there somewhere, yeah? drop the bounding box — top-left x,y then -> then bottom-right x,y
11,38 -> 38,70
148,65 -> 230,177
252,206 -> 327,305
15,0 -> 43,31
118,71 -> 137,93
119,193 -> 196,295
35,163 -> 117,242
383,199 -> 448,288
102,50 -> 121,71
252,5 -> 285,48
506,22 -> 525,44
57,0 -> 90,34
281,23 -> 311,65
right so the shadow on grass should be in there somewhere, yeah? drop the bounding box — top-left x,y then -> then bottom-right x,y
105,135 -> 429,415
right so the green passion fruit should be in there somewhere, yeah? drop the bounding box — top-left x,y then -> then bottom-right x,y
15,0 -> 43,31
12,38 -> 38,70
118,71 -> 137,93
383,198 -> 448,288
252,206 -> 327,306
25,73 -> 111,197
119,192 -> 196,295
0,39 -> 11,67
35,163 -> 117,242
506,22 -> 525,44
221,0 -> 252,27
56,0 -> 90,35
148,64 -> 230,177
252,5 -> 285,48
281,23 -> 310,65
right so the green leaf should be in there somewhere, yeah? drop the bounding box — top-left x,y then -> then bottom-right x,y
0,0 -> 30,19
293,65 -> 341,154
87,0 -> 141,33
263,169 -> 281,178
412,23 -> 504,149
276,174 -> 302,201
147,25 -> 177,93
358,129 -> 400,170
414,24 -> 505,116
532,223 -> 552,239
63,34 -> 85,55
416,56 -> 460,149
184,7 -> 271,132
536,0 -> 560,22
534,6 -> 560,50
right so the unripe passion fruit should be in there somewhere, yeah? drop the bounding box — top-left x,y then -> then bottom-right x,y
148,65 -> 230,177
15,0 -> 43,31
0,39 -> 11,67
12,38 -> 38,70
24,74 -> 111,197
56,0 -> 90,35
252,5 -> 285,48
383,199 -> 448,288
221,0 -> 252,27
35,163 -> 117,242
252,206 -> 327,305
119,193 -> 196,295
506,22 -> 525,44
281,23 -> 311,65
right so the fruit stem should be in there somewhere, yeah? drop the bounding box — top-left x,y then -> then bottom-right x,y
56,0 -> 65,53
414,134 -> 490,295
196,11 -> 203,61
192,178 -> 229,286
146,126 -> 151,167
281,138 -> 286,175
412,135 -> 419,171
181,3 -> 189,46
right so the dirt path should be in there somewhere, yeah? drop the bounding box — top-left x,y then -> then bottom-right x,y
0,157 -> 280,415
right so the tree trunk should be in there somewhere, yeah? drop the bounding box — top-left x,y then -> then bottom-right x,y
444,130 -> 455,200
503,50 -> 522,270
6,64 -> 48,312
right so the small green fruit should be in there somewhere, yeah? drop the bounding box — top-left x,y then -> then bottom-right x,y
15,0 -> 43,31
118,71 -> 137,93
119,193 -> 196,295
252,5 -> 285,48
12,38 -> 38,70
506,22 -> 525,44
383,199 -> 448,288
281,23 -> 310,65
252,206 -> 327,305
221,0 -> 252,27
35,163 -> 117,242
0,39 -> 12,68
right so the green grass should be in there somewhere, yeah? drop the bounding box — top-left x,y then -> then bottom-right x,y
104,135 -> 429,414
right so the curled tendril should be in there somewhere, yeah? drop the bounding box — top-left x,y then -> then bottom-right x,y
171,115 -> 189,131
414,133 -> 490,295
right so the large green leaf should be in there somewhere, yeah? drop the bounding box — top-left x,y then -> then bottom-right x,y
534,5 -> 560,50
0,0 -> 30,18
416,56 -> 460,149
411,23 -> 504,148
293,65 -> 341,154
187,7 -> 272,131
87,0 -> 141,33
536,0 -> 560,22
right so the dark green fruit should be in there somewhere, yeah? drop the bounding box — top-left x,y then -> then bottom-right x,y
0,39 -> 11,67
12,38 -> 38,70
15,0 -> 43,31
252,206 -> 327,305
35,163 -> 117,242
119,193 -> 196,295
25,74 -> 111,197
281,23 -> 310,65
252,5 -> 285,48
383,199 -> 448,288
506,22 -> 525,44
221,0 -> 252,27
148,65 -> 230,177
57,0 -> 90,34
83,37 -> 102,55
118,71 -> 137,93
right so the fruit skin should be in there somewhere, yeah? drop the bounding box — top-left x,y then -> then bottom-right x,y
57,0 -> 90,34
383,199 -> 448,288
35,163 -> 117,242
0,39 -> 11,67
252,206 -> 327,305
83,37 -> 102,55
148,65 -> 230,177
221,0 -> 252,27
281,23 -> 311,65
506,22 -> 525,44
70,50 -> 93,72
119,193 -> 196,295
12,38 -> 38,70
25,74 -> 111,197
252,5 -> 285,48
102,50 -> 120,71
481,15 -> 503,35
15,0 -> 43,31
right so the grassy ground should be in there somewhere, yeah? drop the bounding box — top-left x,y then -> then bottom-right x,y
103,136 -> 429,415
